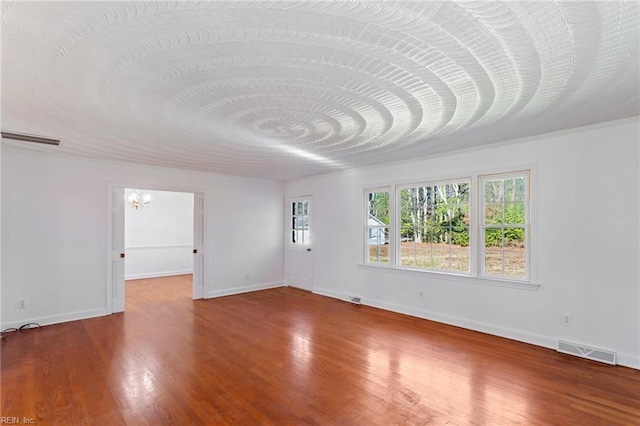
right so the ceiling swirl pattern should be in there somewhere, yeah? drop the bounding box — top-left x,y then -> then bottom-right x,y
2,1 -> 638,179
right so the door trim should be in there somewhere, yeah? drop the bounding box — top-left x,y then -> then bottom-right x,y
106,184 -> 207,314
192,192 -> 205,300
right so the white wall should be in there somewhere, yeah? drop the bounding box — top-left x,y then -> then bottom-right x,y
284,118 -> 640,369
124,189 -> 193,280
1,148 -> 284,328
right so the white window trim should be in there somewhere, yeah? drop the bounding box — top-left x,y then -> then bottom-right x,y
357,262 -> 541,290
478,170 -> 531,282
290,197 -> 311,246
361,166 -> 539,290
363,186 -> 393,266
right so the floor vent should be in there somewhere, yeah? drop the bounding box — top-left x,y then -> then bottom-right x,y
345,295 -> 362,305
557,340 -> 616,365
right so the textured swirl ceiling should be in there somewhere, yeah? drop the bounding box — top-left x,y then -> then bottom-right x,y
1,1 -> 639,179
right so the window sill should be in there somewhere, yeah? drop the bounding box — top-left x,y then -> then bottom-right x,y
357,263 -> 541,291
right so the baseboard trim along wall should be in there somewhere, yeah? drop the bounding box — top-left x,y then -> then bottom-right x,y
1,308 -> 108,331
124,244 -> 193,280
125,270 -> 193,280
0,282 -> 283,332
312,287 -> 639,370
4,285 -> 635,370
125,244 -> 193,251
207,281 -> 284,298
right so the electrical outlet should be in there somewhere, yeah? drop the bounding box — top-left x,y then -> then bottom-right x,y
245,272 -> 250,280
561,313 -> 572,326
17,299 -> 26,309
418,291 -> 424,300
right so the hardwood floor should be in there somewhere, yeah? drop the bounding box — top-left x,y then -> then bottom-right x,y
2,275 -> 639,425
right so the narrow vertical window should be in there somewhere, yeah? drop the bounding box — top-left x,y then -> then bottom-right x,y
399,181 -> 470,272
481,172 -> 528,279
291,200 -> 310,245
366,189 -> 390,264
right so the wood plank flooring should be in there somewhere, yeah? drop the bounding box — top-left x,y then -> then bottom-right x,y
2,275 -> 639,425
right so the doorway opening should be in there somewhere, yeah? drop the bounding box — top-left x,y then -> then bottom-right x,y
124,189 -> 194,305
108,187 -> 205,313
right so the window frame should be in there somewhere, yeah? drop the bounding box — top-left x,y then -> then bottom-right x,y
396,179 -> 472,275
290,198 -> 311,246
363,186 -> 394,266
361,168 -> 538,289
479,171 -> 530,282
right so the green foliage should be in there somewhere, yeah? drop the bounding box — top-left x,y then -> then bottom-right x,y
368,191 -> 390,225
484,202 -> 525,247
452,226 -> 469,247
504,203 -> 525,225
395,181 -> 526,248
400,183 -> 470,246
375,181 -> 525,249
484,229 -> 502,247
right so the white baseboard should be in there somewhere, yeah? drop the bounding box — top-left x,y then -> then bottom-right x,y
312,286 -> 639,370
313,287 -> 345,300
125,270 -> 193,280
1,307 -> 108,331
207,281 -> 284,298
5,286 -> 637,370
616,352 -> 640,369
365,295 -> 557,349
125,244 -> 192,251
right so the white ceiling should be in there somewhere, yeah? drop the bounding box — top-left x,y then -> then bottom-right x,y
1,1 -> 638,180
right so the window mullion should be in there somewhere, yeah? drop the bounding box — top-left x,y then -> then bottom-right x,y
470,175 -> 479,277
391,185 -> 398,267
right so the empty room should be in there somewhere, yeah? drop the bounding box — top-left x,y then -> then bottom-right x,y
1,1 -> 639,425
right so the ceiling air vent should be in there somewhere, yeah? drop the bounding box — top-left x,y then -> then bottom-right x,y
557,340 -> 616,365
1,131 -> 60,146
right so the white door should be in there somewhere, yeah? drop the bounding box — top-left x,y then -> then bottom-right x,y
288,197 -> 313,291
110,187 -> 125,313
193,192 -> 205,299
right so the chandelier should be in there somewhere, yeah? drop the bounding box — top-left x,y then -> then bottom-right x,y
128,190 -> 151,209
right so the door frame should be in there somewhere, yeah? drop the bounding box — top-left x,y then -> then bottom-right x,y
106,183 -> 207,314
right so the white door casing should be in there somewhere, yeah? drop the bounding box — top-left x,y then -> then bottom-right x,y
108,187 -> 205,312
110,187 -> 125,313
288,196 -> 313,291
193,192 -> 205,299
